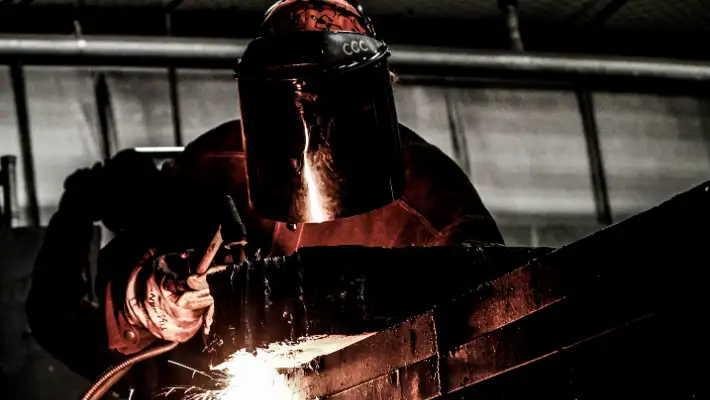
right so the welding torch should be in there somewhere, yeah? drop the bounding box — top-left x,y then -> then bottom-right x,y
81,195 -> 247,400
198,195 -> 248,270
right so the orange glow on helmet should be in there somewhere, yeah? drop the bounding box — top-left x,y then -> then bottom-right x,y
262,0 -> 375,36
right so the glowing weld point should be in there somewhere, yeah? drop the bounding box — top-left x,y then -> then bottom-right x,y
214,351 -> 299,400
165,335 -> 372,400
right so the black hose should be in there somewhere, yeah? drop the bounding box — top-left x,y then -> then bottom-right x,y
81,341 -> 179,400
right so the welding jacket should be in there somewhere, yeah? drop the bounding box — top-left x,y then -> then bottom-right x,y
26,120 -> 504,399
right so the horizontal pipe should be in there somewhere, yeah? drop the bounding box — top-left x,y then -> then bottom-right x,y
0,36 -> 246,67
0,35 -> 710,82
392,47 -> 710,82
0,35 -> 246,61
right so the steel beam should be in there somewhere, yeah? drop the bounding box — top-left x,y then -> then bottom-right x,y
576,89 -> 612,225
444,91 -> 471,175
286,178 -> 710,399
286,313 -> 439,400
93,72 -> 114,161
9,63 -> 39,227
0,36 -> 709,84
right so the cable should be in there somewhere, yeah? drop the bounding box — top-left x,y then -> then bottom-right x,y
82,222 -> 227,399
81,341 -> 179,400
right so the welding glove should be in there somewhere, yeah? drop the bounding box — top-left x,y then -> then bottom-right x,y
123,249 -> 224,343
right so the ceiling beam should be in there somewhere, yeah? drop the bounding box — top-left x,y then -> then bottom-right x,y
587,0 -> 630,26
0,4 -> 707,60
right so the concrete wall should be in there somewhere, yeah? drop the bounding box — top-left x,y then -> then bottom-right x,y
3,67 -> 709,243
3,67 -> 709,244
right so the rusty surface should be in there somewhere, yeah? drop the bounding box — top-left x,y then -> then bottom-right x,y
287,312 -> 438,399
457,257 -> 566,340
327,356 -> 441,400
399,356 -> 441,400
327,372 -> 402,400
443,298 -> 654,393
438,308 -> 710,400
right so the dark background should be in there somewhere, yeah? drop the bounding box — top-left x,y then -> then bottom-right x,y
1,0 -> 710,398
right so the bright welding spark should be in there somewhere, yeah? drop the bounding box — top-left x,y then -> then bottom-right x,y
211,335 -> 374,400
166,335 -> 373,400
212,350 -> 300,400
165,351 -> 299,400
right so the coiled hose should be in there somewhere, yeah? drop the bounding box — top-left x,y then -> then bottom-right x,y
81,341 -> 179,400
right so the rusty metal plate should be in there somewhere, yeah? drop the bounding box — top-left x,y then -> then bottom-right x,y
327,371 -> 402,400
287,312 -> 438,399
437,311 -> 707,400
455,257 -> 566,340
327,356 -> 441,400
399,356 -> 441,400
443,297 -> 655,393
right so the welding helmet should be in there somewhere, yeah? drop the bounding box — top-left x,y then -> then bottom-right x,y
236,0 -> 405,224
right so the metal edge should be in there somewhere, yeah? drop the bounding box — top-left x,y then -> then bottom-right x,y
286,312 -> 438,399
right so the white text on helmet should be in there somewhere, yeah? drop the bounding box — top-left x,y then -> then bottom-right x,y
343,40 -> 373,56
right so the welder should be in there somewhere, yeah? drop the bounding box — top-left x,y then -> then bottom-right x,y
26,0 -> 504,398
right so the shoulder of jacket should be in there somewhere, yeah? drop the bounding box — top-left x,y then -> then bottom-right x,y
183,120 -> 244,155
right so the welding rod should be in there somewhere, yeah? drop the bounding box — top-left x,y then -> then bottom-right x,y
195,195 -> 247,274
196,227 -> 224,275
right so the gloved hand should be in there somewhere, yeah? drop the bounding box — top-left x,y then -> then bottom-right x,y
124,249 -> 225,343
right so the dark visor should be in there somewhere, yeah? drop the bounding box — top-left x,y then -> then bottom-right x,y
237,32 -> 405,223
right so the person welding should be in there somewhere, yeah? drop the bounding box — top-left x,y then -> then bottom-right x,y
26,0 -> 504,398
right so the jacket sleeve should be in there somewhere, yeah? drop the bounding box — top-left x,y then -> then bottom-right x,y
25,208 -> 112,381
398,139 -> 505,247
99,239 -> 158,355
